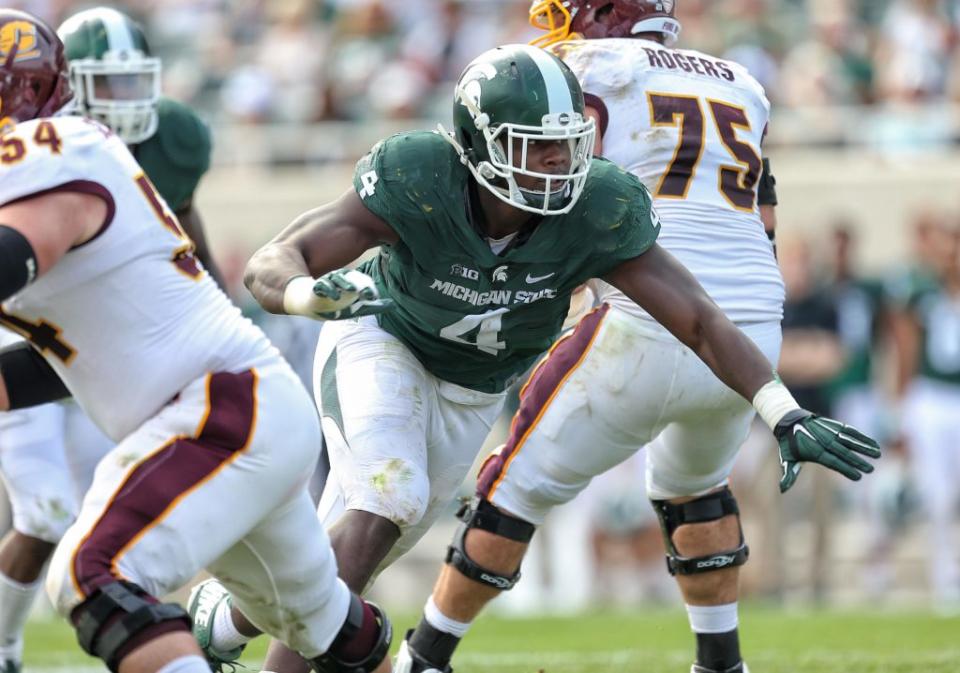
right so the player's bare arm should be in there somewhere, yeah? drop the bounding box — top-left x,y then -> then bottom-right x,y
759,156 -> 779,245
244,188 -> 398,316
605,243 -> 775,401
0,192 -> 102,414
176,200 -> 227,289
1,191 -> 107,280
890,305 -> 921,398
606,243 -> 880,491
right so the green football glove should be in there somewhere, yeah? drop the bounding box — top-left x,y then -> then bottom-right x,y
283,269 -> 394,321
773,409 -> 881,493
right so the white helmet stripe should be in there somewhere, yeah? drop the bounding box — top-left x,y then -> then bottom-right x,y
521,44 -> 575,113
101,8 -> 136,54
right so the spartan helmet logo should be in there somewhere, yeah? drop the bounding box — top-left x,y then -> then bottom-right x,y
660,0 -> 676,12
460,62 -> 497,108
492,265 -> 509,283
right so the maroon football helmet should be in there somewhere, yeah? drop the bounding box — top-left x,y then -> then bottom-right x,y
530,0 -> 681,48
0,9 -> 73,130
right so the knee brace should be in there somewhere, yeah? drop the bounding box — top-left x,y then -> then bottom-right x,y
311,594 -> 392,673
445,498 -> 536,591
71,581 -> 190,672
652,487 -> 749,576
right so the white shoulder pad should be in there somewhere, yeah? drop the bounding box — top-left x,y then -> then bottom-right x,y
711,54 -> 771,113
0,116 -> 122,208
550,40 -> 634,95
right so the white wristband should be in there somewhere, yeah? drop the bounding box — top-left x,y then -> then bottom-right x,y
282,275 -> 317,316
752,380 -> 800,431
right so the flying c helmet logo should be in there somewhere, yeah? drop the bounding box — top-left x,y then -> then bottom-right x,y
0,21 -> 42,64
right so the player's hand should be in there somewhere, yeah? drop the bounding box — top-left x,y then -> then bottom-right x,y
283,269 -> 394,321
773,409 -> 881,493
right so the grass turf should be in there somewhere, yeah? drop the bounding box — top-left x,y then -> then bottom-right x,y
22,605 -> 960,672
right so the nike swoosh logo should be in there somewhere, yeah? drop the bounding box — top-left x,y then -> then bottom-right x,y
526,272 -> 555,283
793,425 -> 815,440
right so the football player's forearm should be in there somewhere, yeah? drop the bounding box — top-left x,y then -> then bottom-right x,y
760,205 -> 777,237
0,343 -> 71,410
607,247 -> 776,400
244,243 -> 312,314
890,311 -> 919,397
688,303 -> 777,402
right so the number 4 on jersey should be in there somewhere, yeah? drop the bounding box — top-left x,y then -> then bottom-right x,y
440,308 -> 508,355
358,170 -> 379,199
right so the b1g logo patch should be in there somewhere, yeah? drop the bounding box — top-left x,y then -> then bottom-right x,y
450,263 -> 479,281
0,21 -> 42,63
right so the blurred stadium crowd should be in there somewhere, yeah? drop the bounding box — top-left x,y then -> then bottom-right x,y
9,0 -> 960,125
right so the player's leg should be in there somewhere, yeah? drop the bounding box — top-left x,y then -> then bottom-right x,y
903,378 -> 960,610
0,402 -> 72,672
647,321 -> 781,673
400,306 -> 669,672
315,317 -> 439,590
45,364 -> 323,673
262,317 -> 503,673
197,489 -> 392,673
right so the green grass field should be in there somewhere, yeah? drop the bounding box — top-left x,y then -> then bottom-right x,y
21,605 -> 960,672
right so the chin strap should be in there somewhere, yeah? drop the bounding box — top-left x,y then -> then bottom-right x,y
436,124 -> 470,165
436,124 -> 507,197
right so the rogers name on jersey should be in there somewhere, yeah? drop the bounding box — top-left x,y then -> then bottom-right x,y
429,279 -> 558,307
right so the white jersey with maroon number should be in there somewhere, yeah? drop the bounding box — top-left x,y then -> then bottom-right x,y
0,326 -> 22,348
552,38 -> 784,325
0,116 -> 277,441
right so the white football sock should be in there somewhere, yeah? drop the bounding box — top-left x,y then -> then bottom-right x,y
156,654 -> 213,673
685,602 -> 739,634
0,571 -> 41,662
423,595 -> 472,638
211,600 -> 251,652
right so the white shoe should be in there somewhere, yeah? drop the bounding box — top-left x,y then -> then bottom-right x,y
691,663 -> 748,673
187,578 -> 245,671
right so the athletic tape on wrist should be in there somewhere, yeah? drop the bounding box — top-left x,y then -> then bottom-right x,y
281,275 -> 316,316
752,379 -> 800,431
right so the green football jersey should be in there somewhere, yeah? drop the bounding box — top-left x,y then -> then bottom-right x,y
827,278 -> 885,397
909,283 -> 960,385
354,131 -> 660,393
132,97 -> 211,212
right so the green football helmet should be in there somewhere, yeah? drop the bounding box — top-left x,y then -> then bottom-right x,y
443,43 -> 595,215
57,7 -> 160,144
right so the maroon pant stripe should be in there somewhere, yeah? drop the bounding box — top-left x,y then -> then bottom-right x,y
477,304 -> 609,499
71,369 -> 258,598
